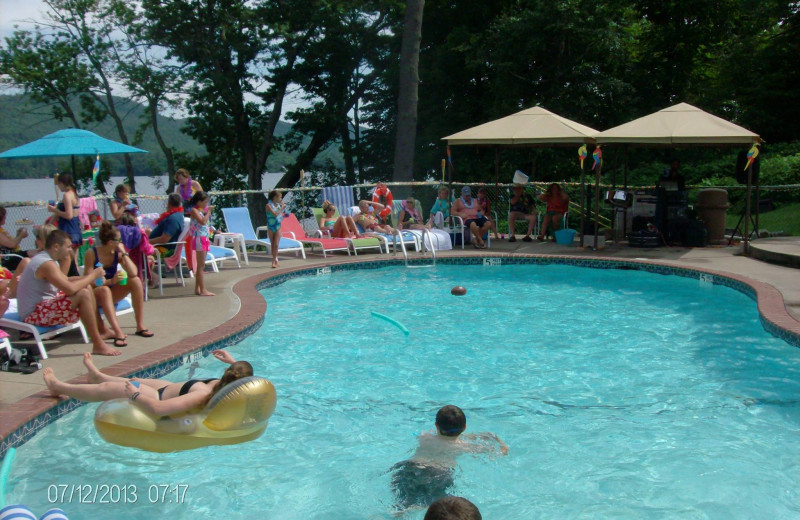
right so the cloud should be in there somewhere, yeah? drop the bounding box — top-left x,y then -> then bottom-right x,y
1,0 -> 48,39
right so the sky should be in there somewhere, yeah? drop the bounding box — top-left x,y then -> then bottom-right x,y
1,0 -> 46,40
0,0 -> 310,119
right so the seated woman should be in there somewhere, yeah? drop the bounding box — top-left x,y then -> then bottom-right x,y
398,198 -> 429,230
117,213 -> 156,287
476,187 -> 500,240
83,221 -> 152,348
538,183 -> 569,240
356,200 -> 395,234
43,350 -> 252,417
319,200 -> 360,238
0,206 -> 29,271
427,186 -> 453,229
109,184 -> 140,224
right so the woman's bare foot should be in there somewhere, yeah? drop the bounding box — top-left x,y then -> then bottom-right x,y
83,352 -> 105,383
42,367 -> 62,397
93,345 -> 122,356
272,261 -> 279,268
196,290 -> 215,296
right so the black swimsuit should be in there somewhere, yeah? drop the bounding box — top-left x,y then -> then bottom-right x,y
156,378 -> 216,400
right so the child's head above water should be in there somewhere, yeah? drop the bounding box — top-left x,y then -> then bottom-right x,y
435,405 -> 466,437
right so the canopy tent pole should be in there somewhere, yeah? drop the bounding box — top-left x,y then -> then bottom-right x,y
593,150 -> 602,250
579,158 -> 586,245
744,163 -> 753,255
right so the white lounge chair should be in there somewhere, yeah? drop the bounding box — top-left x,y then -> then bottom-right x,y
0,299 -> 88,359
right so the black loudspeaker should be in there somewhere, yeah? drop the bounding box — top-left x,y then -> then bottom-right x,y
736,150 -> 760,184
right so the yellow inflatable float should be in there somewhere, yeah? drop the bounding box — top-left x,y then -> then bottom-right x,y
94,376 -> 277,452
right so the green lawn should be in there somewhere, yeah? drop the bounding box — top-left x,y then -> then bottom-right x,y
725,202 -> 800,236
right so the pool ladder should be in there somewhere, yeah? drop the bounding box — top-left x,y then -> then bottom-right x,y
395,228 -> 436,268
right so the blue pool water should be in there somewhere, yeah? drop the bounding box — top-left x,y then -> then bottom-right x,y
7,264 -> 800,519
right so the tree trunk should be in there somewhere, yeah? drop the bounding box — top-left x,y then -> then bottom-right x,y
148,100 -> 175,194
342,119 -> 356,186
392,0 -> 424,199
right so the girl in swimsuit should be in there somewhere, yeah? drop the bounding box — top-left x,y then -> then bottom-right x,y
42,351 -> 252,417
47,173 -> 83,249
109,184 -> 140,223
265,190 -> 287,268
83,221 -> 152,348
318,200 -> 359,239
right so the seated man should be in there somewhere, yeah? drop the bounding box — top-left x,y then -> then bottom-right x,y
451,186 -> 490,248
507,184 -> 537,242
148,193 -> 186,255
16,230 -> 121,356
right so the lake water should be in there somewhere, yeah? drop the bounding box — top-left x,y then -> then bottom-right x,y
0,174 -> 285,204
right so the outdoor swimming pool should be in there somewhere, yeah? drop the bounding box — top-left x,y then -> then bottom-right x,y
5,263 -> 800,519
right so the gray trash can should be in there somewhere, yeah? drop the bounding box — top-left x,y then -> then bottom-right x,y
696,188 -> 729,244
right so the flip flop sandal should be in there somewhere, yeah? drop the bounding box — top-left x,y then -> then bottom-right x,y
113,337 -> 128,347
18,332 -> 34,341
135,329 -> 155,338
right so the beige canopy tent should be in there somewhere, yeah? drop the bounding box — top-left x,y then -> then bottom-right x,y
443,106 -> 598,146
443,106 -> 599,243
595,102 -> 761,146
595,102 -> 762,252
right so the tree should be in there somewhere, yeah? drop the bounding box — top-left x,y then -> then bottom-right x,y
392,0 -> 424,196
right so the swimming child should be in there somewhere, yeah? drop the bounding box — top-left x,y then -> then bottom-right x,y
390,405 -> 508,512
265,190 -> 286,268
424,496 -> 482,520
428,186 -> 451,228
187,191 -> 214,296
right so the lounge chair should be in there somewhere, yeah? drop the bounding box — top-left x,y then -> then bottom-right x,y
0,299 -> 88,359
221,207 -> 306,260
347,206 -> 419,253
282,214 -> 384,257
181,243 -> 241,274
391,201 -> 453,251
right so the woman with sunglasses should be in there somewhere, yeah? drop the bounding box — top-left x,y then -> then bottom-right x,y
83,221 -> 153,348
319,200 -> 360,238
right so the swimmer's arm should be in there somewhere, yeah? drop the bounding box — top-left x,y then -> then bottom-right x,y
461,432 -> 509,455
212,349 -> 236,365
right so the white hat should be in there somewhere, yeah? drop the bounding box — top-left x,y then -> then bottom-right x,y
512,170 -> 529,185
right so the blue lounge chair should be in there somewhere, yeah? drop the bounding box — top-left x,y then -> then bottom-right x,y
222,207 -> 306,260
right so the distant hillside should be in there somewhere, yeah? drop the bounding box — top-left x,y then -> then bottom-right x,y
0,94 -> 343,179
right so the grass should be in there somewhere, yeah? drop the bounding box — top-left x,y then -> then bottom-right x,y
725,202 -> 800,236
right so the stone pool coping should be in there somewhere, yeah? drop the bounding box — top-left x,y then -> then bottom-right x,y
2,253 -> 799,458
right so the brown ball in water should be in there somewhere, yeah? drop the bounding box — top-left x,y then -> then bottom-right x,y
451,286 -> 467,296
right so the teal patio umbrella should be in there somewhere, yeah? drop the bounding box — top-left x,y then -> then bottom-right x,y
0,128 -> 148,186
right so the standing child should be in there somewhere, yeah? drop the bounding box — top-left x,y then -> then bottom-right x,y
47,173 -> 83,251
389,405 -> 508,512
265,190 -> 286,268
187,191 -> 214,296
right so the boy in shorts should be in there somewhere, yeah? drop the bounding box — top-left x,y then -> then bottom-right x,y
390,405 -> 508,512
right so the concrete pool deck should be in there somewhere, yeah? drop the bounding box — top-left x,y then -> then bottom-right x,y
2,235 -> 799,446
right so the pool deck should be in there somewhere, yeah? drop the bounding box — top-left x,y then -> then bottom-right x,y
2,235 -> 799,446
